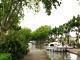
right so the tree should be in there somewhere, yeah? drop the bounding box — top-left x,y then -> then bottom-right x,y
1,0 -> 79,40
61,15 -> 80,44
69,15 -> 80,43
41,0 -> 61,15
0,0 -> 27,40
58,25 -> 64,42
19,27 -> 32,43
52,26 -> 59,41
0,0 -> 62,40
63,23 -> 71,44
32,25 -> 51,43
0,27 -> 31,60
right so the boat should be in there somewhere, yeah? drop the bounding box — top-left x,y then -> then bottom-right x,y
46,42 -> 73,52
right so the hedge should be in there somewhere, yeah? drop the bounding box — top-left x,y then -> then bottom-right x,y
0,53 -> 12,60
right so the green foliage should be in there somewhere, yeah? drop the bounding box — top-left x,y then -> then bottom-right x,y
32,25 -> 51,42
0,0 -> 62,40
51,14 -> 80,44
6,27 -> 32,46
19,28 -> 32,42
41,0 -> 61,15
0,0 -> 25,30
0,28 -> 31,60
69,15 -> 80,28
52,26 -> 59,36
26,0 -> 62,15
76,43 -> 80,48
0,53 -> 12,60
0,0 -> 62,37
0,39 -> 29,60
69,40 -> 75,44
58,25 -> 64,36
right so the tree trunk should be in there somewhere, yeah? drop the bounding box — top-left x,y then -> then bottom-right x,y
67,32 -> 70,44
77,32 -> 79,43
1,29 -> 5,40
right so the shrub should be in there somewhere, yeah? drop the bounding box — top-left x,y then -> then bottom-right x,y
76,43 -> 80,48
0,40 -> 29,60
0,53 -> 12,60
0,30 -> 30,60
69,40 -> 75,44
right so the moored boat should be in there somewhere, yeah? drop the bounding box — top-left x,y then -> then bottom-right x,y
46,42 -> 73,52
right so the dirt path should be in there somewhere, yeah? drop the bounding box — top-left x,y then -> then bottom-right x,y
67,48 -> 80,55
21,49 -> 50,60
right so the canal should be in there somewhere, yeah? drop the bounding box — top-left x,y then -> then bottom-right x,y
30,43 -> 80,60
46,50 -> 80,60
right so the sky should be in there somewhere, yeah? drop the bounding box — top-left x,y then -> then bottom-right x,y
20,0 -> 80,36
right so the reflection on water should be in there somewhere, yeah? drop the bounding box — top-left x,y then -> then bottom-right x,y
29,44 -> 80,60
46,51 -> 80,60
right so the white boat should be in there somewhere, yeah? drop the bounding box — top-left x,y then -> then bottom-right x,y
46,42 -> 73,52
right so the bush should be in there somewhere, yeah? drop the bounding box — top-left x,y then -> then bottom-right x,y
69,40 -> 75,44
0,40 -> 29,60
76,43 -> 80,48
0,30 -> 30,60
0,53 -> 12,60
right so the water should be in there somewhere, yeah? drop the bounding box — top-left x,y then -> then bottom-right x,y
46,51 -> 80,60
29,44 -> 80,60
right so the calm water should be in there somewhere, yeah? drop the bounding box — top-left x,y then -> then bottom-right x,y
30,44 -> 80,60
46,51 -> 80,60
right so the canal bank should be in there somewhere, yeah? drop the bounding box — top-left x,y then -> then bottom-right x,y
67,49 -> 80,55
21,49 -> 50,60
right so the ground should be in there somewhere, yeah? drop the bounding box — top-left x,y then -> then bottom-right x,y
21,49 -> 50,60
67,48 -> 80,55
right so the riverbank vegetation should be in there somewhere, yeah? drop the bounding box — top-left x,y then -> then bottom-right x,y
0,53 -> 12,60
0,28 -> 31,60
0,0 -> 80,60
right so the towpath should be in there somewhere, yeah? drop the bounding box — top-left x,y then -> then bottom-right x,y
21,49 -> 50,60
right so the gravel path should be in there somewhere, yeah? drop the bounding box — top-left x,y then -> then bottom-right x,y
21,49 -> 50,60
